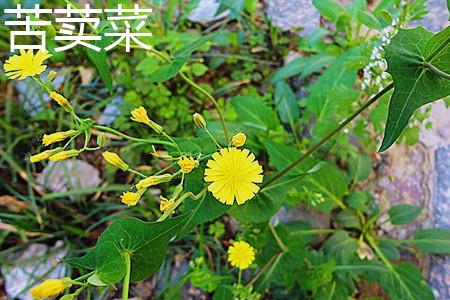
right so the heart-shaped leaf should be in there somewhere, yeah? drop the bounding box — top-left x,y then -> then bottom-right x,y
380,26 -> 450,151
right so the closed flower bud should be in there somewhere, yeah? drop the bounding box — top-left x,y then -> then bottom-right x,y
120,190 -> 144,206
48,149 -> 80,162
47,71 -> 58,82
193,113 -> 207,129
97,133 -> 106,147
102,151 -> 129,171
30,147 -> 64,163
49,92 -> 72,112
130,106 -> 164,134
42,130 -> 78,147
357,241 -> 374,260
178,156 -> 198,174
136,174 -> 173,190
231,132 -> 246,147
31,278 -> 72,300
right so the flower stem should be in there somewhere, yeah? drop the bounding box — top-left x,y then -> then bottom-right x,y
122,252 -> 131,300
93,125 -> 175,147
262,83 -> 394,189
424,63 -> 450,80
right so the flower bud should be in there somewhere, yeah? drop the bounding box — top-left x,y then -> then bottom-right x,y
159,196 -> 175,214
31,278 -> 72,300
30,147 -> 64,163
120,190 -> 145,206
130,106 -> 163,134
49,92 -> 72,112
97,133 -> 106,147
231,132 -> 246,147
178,156 -> 198,174
49,149 -> 81,162
42,130 -> 78,146
136,174 -> 173,190
102,151 -> 129,171
47,71 -> 58,82
193,113 -> 207,129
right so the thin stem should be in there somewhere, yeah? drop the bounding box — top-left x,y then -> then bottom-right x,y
122,252 -> 131,300
129,168 -> 147,178
268,223 -> 287,252
162,132 -> 182,154
426,35 -> 450,62
179,72 -> 230,141
366,234 -> 393,270
205,128 -> 222,148
262,83 -> 394,189
157,188 -> 207,222
247,251 -> 282,287
93,125 -> 175,147
238,269 -> 242,285
424,63 -> 450,80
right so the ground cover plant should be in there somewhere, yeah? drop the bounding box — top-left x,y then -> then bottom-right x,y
0,0 -> 450,299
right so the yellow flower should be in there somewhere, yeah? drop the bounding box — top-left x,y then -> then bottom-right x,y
30,278 -> 71,300
130,106 -> 163,133
193,113 -> 207,129
178,156 -> 198,174
48,149 -> 80,162
159,196 -> 175,214
30,147 -> 64,163
4,50 -> 52,80
42,130 -> 78,146
121,191 -> 143,206
204,147 -> 263,205
227,241 -> 255,270
102,151 -> 129,171
49,92 -> 72,112
135,174 -> 173,190
231,132 -> 246,147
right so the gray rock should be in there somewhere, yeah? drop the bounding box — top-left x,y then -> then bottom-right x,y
188,0 -> 229,25
410,0 -> 449,32
266,0 -> 320,36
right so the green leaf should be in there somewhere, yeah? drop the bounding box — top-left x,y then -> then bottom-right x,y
312,0 -> 346,22
271,54 -> 335,82
346,192 -> 369,212
379,238 -> 400,261
323,231 -> 359,263
348,153 -> 372,182
403,228 -> 450,254
86,39 -> 113,94
274,81 -> 299,124
335,209 -> 360,229
66,215 -> 189,284
387,203 -> 423,225
380,262 -> 434,300
357,11 -> 382,29
231,96 -> 280,132
380,26 -> 450,151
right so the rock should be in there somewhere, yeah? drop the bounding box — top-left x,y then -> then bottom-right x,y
36,160 -> 102,197
265,0 -> 320,36
410,0 -> 449,32
2,241 -> 67,300
188,0 -> 229,25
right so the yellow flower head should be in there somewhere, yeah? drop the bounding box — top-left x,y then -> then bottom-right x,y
227,241 -> 256,270
193,113 -> 207,129
135,174 -> 173,190
231,132 -> 246,147
49,92 -> 72,112
30,278 -> 71,300
159,196 -> 175,214
130,106 -> 163,133
204,147 -> 263,205
102,151 -> 129,171
42,130 -> 78,146
178,156 -> 198,174
121,191 -> 143,206
48,149 -> 80,162
30,147 -> 64,163
4,50 -> 52,80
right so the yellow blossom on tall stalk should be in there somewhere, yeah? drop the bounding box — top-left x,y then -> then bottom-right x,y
227,241 -> 255,270
49,149 -> 80,162
178,156 -> 198,174
231,132 -> 246,147
49,91 -> 72,112
3,50 -> 52,80
42,130 -> 78,146
204,147 -> 263,205
159,196 -> 175,214
102,151 -> 129,171
135,174 -> 173,190
121,191 -> 144,206
30,278 -> 71,300
30,147 -> 64,163
130,106 -> 163,133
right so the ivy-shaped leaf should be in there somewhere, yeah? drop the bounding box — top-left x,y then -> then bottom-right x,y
380,26 -> 450,151
66,215 -> 189,284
